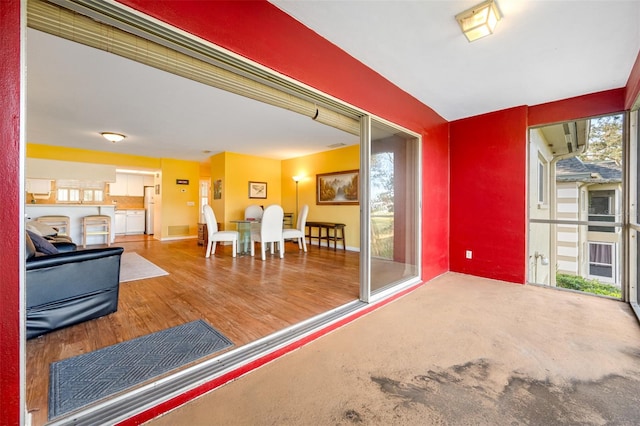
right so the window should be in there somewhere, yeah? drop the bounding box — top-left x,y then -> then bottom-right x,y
83,189 -> 104,202
199,180 -> 210,223
588,242 -> 615,282
56,187 -> 80,202
537,157 -> 547,205
588,190 -> 615,232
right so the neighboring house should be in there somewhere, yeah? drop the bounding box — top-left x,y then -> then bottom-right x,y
555,157 -> 622,286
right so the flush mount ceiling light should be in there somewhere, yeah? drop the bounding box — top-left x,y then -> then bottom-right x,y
100,132 -> 126,143
455,0 -> 502,42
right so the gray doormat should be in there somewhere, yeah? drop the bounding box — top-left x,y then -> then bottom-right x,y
49,320 -> 233,419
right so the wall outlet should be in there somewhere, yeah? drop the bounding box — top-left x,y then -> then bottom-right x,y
187,201 -> 195,206
465,250 -> 473,259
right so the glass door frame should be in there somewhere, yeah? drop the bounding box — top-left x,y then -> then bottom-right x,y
627,109 -> 639,317
359,115 -> 423,303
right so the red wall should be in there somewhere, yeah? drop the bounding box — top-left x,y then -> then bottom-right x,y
529,88 -> 626,126
1,1 -> 22,425
625,51 -> 640,109
422,121 -> 450,277
450,107 -> 528,283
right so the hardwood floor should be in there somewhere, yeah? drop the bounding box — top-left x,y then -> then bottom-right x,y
26,239 -> 359,425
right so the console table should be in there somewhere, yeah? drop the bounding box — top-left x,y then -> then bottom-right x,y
305,221 -> 346,250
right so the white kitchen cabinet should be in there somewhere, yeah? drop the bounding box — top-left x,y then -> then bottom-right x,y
143,174 -> 155,187
125,209 -> 145,234
109,173 -> 145,196
109,173 -> 128,196
127,174 -> 144,196
115,211 -> 127,235
26,179 -> 52,198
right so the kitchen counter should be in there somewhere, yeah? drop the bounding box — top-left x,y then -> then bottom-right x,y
26,204 -> 116,245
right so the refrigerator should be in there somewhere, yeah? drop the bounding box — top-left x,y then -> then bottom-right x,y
144,186 -> 155,235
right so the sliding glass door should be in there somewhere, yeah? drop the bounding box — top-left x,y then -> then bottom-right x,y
361,118 -> 421,301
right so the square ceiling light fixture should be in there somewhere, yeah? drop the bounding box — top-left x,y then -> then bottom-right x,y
455,0 -> 502,42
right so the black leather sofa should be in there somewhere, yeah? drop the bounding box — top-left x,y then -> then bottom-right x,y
26,232 -> 125,339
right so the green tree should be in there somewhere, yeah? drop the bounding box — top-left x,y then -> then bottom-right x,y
371,152 -> 394,210
579,114 -> 622,164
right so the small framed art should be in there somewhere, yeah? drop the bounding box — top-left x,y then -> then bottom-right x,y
248,181 -> 267,199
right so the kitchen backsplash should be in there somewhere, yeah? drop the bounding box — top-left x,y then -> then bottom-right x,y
109,196 -> 144,209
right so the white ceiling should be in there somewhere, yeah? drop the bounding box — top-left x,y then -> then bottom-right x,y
26,29 -> 358,163
271,0 -> 640,121
27,1 -> 640,163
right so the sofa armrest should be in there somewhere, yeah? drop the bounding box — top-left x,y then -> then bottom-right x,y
26,246 -> 124,339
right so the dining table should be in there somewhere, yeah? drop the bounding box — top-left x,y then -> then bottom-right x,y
230,219 -> 260,254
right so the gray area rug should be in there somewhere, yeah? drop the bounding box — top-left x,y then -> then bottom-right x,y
49,320 -> 233,419
119,251 -> 168,282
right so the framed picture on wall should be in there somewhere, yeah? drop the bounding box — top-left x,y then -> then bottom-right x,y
248,181 -> 267,199
316,170 -> 359,205
213,179 -> 222,200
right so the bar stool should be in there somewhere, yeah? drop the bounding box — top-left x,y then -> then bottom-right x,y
82,215 -> 111,248
36,215 -> 71,236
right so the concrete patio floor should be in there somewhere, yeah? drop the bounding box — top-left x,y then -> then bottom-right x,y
147,272 -> 640,425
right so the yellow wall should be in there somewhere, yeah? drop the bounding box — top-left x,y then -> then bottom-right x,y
159,158 -> 201,239
199,162 -> 211,178
211,152 -> 281,230
27,143 -> 161,169
281,144 -> 360,249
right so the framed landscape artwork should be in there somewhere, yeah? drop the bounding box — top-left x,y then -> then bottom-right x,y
248,181 -> 267,199
316,170 -> 359,205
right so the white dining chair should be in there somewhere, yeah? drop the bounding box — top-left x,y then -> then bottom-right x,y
250,204 -> 284,260
203,205 -> 239,258
244,204 -> 264,221
282,204 -> 308,252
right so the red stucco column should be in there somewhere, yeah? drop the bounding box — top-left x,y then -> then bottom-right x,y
0,1 -> 23,425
